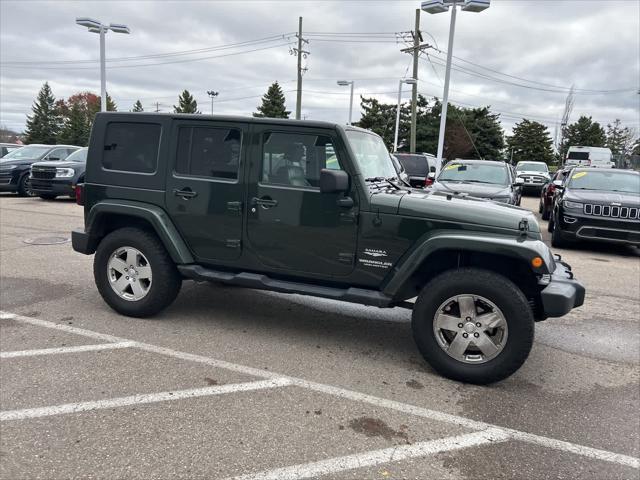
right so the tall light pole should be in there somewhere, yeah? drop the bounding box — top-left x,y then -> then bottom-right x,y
393,78 -> 417,152
337,80 -> 354,125
207,90 -> 219,115
421,0 -> 490,174
76,18 -> 130,112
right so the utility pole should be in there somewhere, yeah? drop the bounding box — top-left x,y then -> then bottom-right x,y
400,13 -> 431,153
410,9 -> 420,153
294,17 -> 309,120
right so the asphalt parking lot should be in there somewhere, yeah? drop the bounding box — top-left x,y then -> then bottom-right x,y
0,193 -> 638,479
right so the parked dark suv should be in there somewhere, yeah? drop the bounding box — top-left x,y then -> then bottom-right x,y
549,168 -> 640,247
72,113 -> 584,384
30,147 -> 88,200
0,144 -> 80,196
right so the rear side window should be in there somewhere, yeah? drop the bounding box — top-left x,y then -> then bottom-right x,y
102,122 -> 161,173
175,127 -> 241,180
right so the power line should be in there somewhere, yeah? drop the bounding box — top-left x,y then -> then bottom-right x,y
3,43 -> 294,70
0,34 -> 296,66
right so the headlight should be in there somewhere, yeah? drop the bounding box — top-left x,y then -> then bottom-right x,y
55,168 -> 75,178
0,164 -> 17,171
563,200 -> 583,209
492,196 -> 512,203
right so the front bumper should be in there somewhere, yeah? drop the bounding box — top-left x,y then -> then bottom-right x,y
30,177 -> 75,196
558,210 -> 640,245
540,258 -> 585,317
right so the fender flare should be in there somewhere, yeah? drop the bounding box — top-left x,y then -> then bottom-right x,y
86,200 -> 194,264
382,230 -> 552,297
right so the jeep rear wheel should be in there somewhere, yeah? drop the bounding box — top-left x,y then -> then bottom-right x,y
412,268 -> 534,384
94,227 -> 181,317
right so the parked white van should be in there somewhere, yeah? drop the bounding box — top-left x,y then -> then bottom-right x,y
565,146 -> 613,168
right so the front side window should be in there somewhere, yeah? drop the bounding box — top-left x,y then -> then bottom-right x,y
261,132 -> 340,188
175,127 -> 241,180
102,122 -> 161,173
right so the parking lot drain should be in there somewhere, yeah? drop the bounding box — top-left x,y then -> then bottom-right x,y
23,235 -> 70,245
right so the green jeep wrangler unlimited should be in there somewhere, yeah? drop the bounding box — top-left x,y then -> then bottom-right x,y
72,113 -> 585,384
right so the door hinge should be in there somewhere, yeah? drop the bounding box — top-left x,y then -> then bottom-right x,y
227,201 -> 243,212
338,253 -> 354,265
226,239 -> 241,249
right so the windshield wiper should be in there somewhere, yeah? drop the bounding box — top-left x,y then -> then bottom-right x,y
365,176 -> 402,190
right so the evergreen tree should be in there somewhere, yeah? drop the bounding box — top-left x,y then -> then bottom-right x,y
132,100 -> 144,112
354,96 -> 410,150
605,119 -> 635,156
253,82 -> 290,119
506,119 -> 555,164
174,90 -> 199,113
58,101 -> 88,146
561,115 -> 606,158
24,82 -> 61,144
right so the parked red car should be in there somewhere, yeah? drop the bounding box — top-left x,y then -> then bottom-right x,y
539,168 -> 572,220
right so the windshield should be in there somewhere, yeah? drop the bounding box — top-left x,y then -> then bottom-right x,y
516,162 -> 548,172
1,145 -> 50,161
439,162 -> 509,185
66,148 -> 88,163
346,131 -> 397,180
567,170 -> 640,194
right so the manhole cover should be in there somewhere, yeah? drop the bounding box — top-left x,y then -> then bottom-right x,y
23,235 -> 70,245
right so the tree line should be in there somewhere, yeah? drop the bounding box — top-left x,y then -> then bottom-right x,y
22,81 -> 639,160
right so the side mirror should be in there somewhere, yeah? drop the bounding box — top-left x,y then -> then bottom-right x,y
552,180 -> 564,189
514,178 -> 524,186
429,166 -> 436,173
320,169 -> 349,193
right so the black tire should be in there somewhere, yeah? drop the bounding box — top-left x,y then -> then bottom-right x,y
551,220 -> 568,248
547,214 -> 554,232
538,199 -> 543,213
39,194 -> 57,200
411,268 -> 534,384
541,204 -> 550,220
17,174 -> 34,197
94,227 -> 182,317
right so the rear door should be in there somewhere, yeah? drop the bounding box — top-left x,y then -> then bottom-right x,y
165,120 -> 246,262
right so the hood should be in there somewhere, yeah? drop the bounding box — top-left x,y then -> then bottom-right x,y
0,157 -> 41,166
517,170 -> 550,177
566,189 -> 640,206
396,190 -> 540,234
430,181 -> 510,199
31,160 -> 82,169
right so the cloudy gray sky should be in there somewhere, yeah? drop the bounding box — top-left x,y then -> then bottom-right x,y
1,0 -> 638,141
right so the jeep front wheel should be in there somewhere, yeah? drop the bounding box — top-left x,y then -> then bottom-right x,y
412,268 -> 534,384
94,227 -> 181,317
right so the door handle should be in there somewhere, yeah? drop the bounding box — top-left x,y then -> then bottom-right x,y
337,196 -> 354,208
173,188 -> 198,199
251,197 -> 278,208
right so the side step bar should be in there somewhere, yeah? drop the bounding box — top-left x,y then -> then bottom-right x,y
178,265 -> 402,308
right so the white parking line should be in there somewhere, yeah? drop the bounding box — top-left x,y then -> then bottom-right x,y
227,428 -> 510,480
0,341 -> 136,359
0,377 -> 292,421
1,311 -> 638,470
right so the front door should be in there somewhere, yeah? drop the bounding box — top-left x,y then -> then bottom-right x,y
165,120 -> 246,262
246,127 -> 358,277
